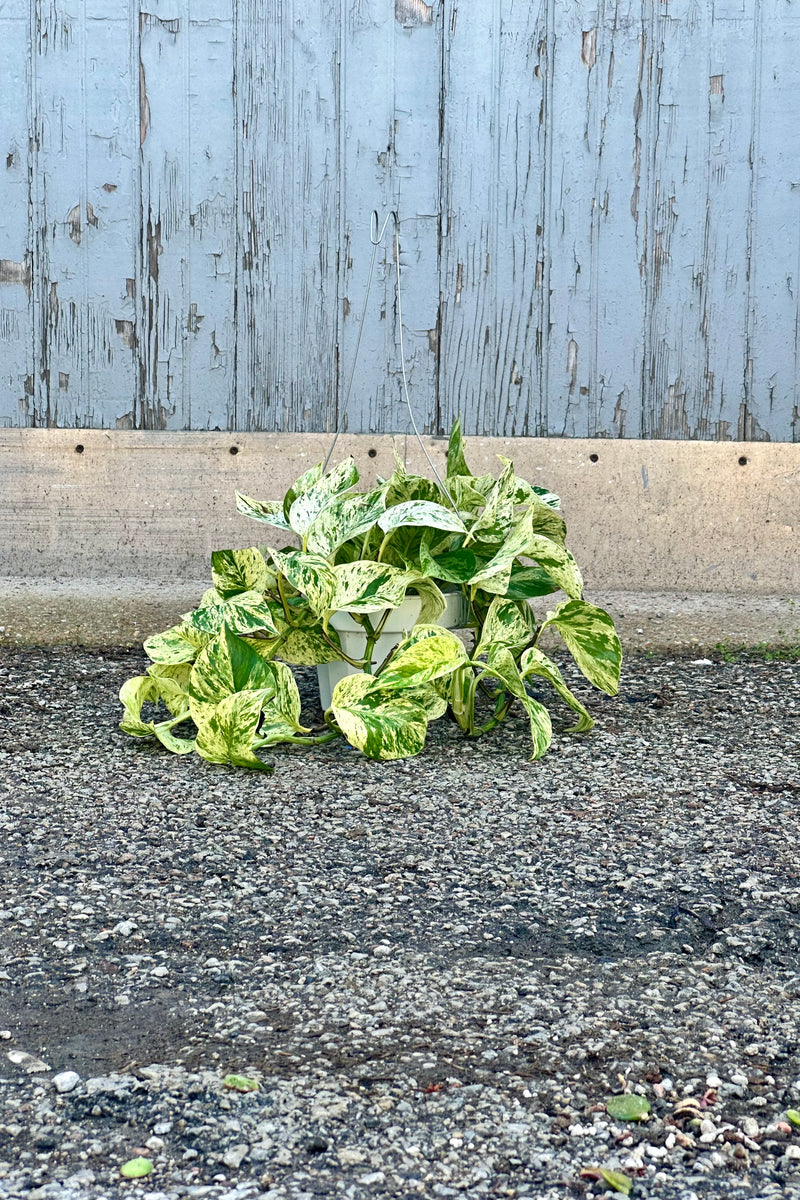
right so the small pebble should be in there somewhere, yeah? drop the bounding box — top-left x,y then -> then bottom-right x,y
52,1070 -> 81,1094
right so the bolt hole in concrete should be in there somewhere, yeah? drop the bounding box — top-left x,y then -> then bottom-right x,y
738,455 -> 748,466
589,453 -> 599,463
74,444 -> 84,454
229,446 -> 239,455
368,447 -> 377,458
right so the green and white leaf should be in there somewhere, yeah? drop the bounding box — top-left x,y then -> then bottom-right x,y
539,599 -> 622,695
269,624 -> 344,666
524,497 -> 567,546
267,548 -> 336,614
463,458 -> 516,545
443,663 -> 477,732
144,622 -> 211,665
504,563 -> 559,600
477,648 -> 553,759
329,561 -> 415,614
474,596 -> 537,659
531,484 -> 561,510
194,690 -> 273,770
288,457 -> 359,538
211,547 -> 274,597
327,673 -> 430,761
182,591 -> 279,638
377,500 -> 466,535
446,417 -> 472,479
384,457 -> 443,505
146,661 -> 193,690
419,536 -> 485,584
446,475 -> 489,516
267,659 -> 304,728
520,646 -> 594,733
407,576 -> 447,623
119,675 -> 195,755
235,493 -> 294,532
284,461 -> 324,513
305,485 -> 387,556
189,623 -> 281,707
471,509 -> 583,598
378,625 -> 469,688
404,684 -> 448,721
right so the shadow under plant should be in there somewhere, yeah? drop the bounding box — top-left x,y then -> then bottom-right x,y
1,646 -> 799,1198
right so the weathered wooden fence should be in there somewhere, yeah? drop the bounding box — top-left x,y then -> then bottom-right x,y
1,0 -> 799,440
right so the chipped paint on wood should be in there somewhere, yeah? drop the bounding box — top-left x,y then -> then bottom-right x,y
0,0 -> 798,440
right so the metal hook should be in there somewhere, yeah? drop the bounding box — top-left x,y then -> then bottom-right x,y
370,209 -> 398,245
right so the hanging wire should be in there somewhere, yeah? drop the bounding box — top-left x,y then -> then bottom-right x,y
323,211 -> 458,513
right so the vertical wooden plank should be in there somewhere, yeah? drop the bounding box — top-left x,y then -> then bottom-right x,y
588,0 -> 648,439
23,0 -> 137,428
439,0 -> 551,438
234,0 -> 340,432
28,0 -> 88,425
630,0 -> 721,439
545,0 -> 602,438
744,0 -> 800,441
335,0 -> 396,437
0,0 -> 32,426
134,0 -> 235,431
185,1 -> 237,430
136,0 -> 189,428
438,0 -> 497,436
384,0 -> 441,435
84,0 -> 138,428
336,0 -> 441,437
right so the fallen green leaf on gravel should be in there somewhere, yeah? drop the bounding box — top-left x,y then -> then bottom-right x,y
786,1109 -> 800,1127
580,1167 -> 633,1194
605,1093 -> 651,1121
223,1074 -> 259,1093
120,1157 -> 153,1178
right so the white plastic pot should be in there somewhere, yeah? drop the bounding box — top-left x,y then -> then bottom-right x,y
316,590 -> 470,710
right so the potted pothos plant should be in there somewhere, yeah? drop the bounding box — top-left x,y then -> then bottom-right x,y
119,421 -> 621,768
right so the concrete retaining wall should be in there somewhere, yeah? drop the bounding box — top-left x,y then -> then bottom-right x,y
1,431 -> 798,649
2,430 -> 797,591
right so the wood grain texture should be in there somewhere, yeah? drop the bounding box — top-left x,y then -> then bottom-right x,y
1,0 -> 797,440
0,0 -> 32,426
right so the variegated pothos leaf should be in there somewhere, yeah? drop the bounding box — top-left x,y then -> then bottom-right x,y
211,547 -> 273,597
474,596 -> 537,659
378,625 -> 468,688
520,646 -> 594,732
327,673 -> 430,761
539,599 -> 622,695
476,648 -> 553,760
377,500 -> 466,535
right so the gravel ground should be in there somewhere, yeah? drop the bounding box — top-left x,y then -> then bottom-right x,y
1,646 -> 799,1200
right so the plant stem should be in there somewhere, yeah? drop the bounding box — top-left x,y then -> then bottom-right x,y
255,730 -> 339,748
319,628 -> 364,669
276,575 -> 297,625
360,615 -> 378,675
471,689 -> 512,737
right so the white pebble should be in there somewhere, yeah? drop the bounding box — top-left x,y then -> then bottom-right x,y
52,1070 -> 81,1094
221,1144 -> 249,1170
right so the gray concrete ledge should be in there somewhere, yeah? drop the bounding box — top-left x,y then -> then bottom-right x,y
0,580 -> 796,653
1,431 -> 798,650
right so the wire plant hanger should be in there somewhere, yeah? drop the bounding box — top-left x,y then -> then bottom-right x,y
322,211 -> 458,513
